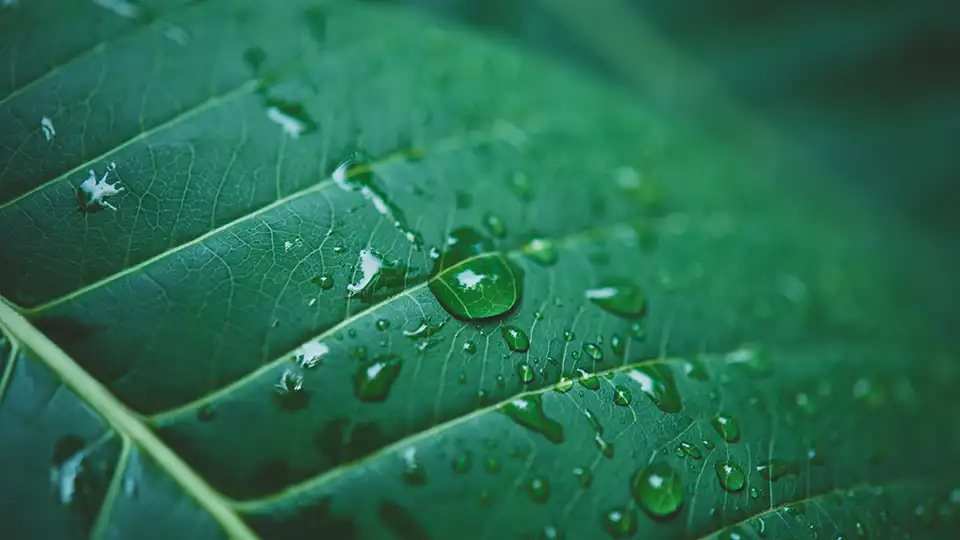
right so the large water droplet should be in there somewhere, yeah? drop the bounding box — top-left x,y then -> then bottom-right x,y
333,159 -> 422,247
714,461 -> 746,492
522,236 -> 558,266
756,459 -> 798,481
500,395 -> 564,443
429,228 -> 523,321
292,340 -> 329,369
577,368 -> 601,391
632,461 -> 684,519
627,365 -> 683,412
502,326 -> 530,352
601,507 -> 637,538
526,475 -> 551,503
585,280 -> 647,319
353,354 -> 402,402
711,413 -> 741,443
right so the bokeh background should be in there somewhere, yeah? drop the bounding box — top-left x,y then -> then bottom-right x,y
379,0 -> 960,350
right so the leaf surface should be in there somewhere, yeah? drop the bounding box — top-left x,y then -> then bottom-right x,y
1,1 -> 958,539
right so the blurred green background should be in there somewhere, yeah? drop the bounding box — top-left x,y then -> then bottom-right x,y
378,0 -> 960,349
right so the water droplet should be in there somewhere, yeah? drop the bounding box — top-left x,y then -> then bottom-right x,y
403,318 -> 446,339
632,461 -> 684,519
724,346 -> 772,377
855,522 -> 867,537
563,330 -> 576,342
482,212 -> 507,238
264,99 -> 318,139
594,434 -> 615,459
582,342 -> 604,362
517,362 -> 535,383
586,280 -> 647,319
333,245 -> 346,254
293,340 -> 329,368
714,461 -> 746,492
613,385 -> 633,406
462,341 -> 477,354
756,459 -> 798,481
522,236 -> 558,266
703,439 -> 715,450
555,376 -> 574,393
573,466 -> 594,488
353,354 -> 402,402
478,490 -> 492,506
711,413 -> 741,443
784,502 -> 806,516
273,370 -> 308,411
429,228 -> 523,321
243,47 -> 267,73
679,441 -> 702,460
500,395 -> 564,443
750,517 -> 768,537
750,487 -> 760,499
627,365 -> 683,412
718,529 -> 746,540
583,409 -> 604,433
576,368 -> 601,391
629,321 -> 647,341
333,159 -> 423,247
502,326 -> 530,352
196,404 -> 215,422
682,358 -> 710,381
447,450 -> 472,474
483,456 -> 501,474
495,374 -> 506,389
375,319 -> 390,331
610,334 -> 625,358
601,507 -> 637,538
508,171 -> 533,201
400,447 -> 426,485
526,476 -> 551,503
346,249 -> 412,301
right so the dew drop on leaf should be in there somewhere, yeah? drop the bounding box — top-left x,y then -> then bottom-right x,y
679,441 -> 702,460
585,280 -> 647,319
333,159 -> 423,247
573,466 -> 594,488
756,459 -> 798,481
703,439 -> 716,450
517,362 -> 535,383
52,435 -> 85,467
724,345 -> 772,378
403,318 -> 446,339
750,487 -> 760,499
541,523 -> 563,540
375,319 -> 390,331
610,334 -> 625,358
502,326 -> 530,352
483,456 -> 501,474
613,385 -> 633,406
627,365 -> 683,412
563,330 -> 575,342
711,413 -> 741,443
400,447 -> 426,485
462,341 -> 477,354
451,451 -> 472,474
310,273 -> 334,290
263,99 -> 318,139
293,339 -> 328,369
714,461 -> 746,492
682,358 -> 710,381
577,368 -> 601,391
582,342 -> 604,362
632,461 -> 684,519
273,370 -> 308,411
555,376 -> 574,393
583,408 -> 604,433
353,354 -> 402,402
522,236 -> 558,266
629,320 -> 647,341
526,475 -> 551,503
594,434 -> 615,459
482,212 -> 507,238
500,395 -> 564,443
601,507 -> 637,538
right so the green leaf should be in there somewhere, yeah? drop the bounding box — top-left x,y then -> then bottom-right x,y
1,1 -> 958,539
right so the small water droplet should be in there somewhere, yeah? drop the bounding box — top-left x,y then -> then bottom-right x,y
632,461 -> 684,519
502,326 -> 530,352
750,487 -> 760,499
784,502 -> 806,516
403,318 -> 446,339
613,385 -> 633,406
679,441 -> 702,460
555,376 -> 574,393
601,507 -> 637,538
508,171 -> 533,201
756,459 -> 798,481
451,451 -> 472,474
478,490 -> 492,506
375,319 -> 390,331
243,47 -> 267,73
293,340 -> 329,369
582,342 -> 604,362
500,395 -> 564,443
610,334 -> 625,358
629,321 -> 647,341
462,341 -> 477,354
573,466 -> 594,488
583,409 -> 604,433
353,354 -> 402,402
400,447 -> 426,485
333,245 -> 346,254
264,99 -> 318,139
594,434 -> 615,459
482,212 -> 507,238
457,372 -> 467,384
714,461 -> 746,492
517,362 -> 535,384
682,358 -> 710,381
526,475 -> 551,503
586,280 -> 647,319
563,330 -> 576,342
711,413 -> 741,443
522,236 -> 558,266
483,456 -> 501,474
628,365 -> 683,412
725,346 -> 772,377
703,439 -> 715,450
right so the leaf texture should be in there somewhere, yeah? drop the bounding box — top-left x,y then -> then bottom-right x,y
1,0 -> 958,539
